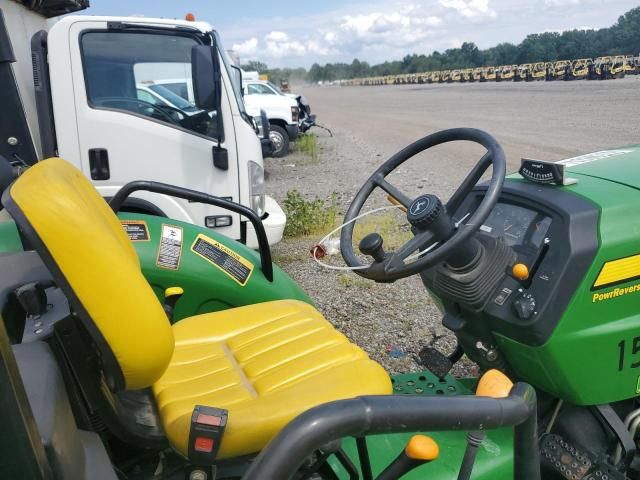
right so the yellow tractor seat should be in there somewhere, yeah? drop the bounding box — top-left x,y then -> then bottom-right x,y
2,158 -> 392,460
155,299 -> 390,458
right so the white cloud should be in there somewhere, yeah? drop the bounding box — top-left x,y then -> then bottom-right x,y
231,37 -> 258,56
264,31 -> 289,42
222,0 -> 638,67
233,6 -> 446,63
439,0 -> 497,20
259,30 -> 335,58
544,0 -> 581,6
323,31 -> 336,42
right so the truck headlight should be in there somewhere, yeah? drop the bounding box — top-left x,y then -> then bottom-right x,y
248,161 -> 265,216
291,106 -> 299,122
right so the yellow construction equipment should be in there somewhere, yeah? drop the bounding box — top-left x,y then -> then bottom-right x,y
480,67 -> 496,82
449,69 -> 462,83
496,65 -> 515,82
529,62 -> 547,81
550,60 -> 571,81
569,58 -> 592,80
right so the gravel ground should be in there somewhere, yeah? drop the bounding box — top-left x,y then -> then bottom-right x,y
266,76 -> 640,376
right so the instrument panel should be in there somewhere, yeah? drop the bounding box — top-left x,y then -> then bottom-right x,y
432,181 -> 600,347
480,203 -> 552,249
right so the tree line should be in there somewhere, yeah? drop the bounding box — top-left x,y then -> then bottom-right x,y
243,6 -> 640,83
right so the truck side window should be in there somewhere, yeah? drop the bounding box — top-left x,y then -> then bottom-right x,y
81,31 -> 220,140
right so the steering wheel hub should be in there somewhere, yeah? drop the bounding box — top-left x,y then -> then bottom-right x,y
407,194 -> 444,231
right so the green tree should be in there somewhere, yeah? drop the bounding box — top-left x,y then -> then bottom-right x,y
241,60 -> 268,72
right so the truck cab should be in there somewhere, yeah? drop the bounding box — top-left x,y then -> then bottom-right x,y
1,3 -> 286,247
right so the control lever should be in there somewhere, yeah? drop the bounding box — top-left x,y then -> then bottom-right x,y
359,233 -> 386,263
163,286 -> 184,321
457,370 -> 514,480
15,282 -> 48,317
376,435 -> 439,480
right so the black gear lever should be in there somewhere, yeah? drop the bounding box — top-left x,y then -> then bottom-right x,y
359,233 -> 386,262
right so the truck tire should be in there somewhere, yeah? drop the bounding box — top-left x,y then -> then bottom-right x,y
269,124 -> 289,157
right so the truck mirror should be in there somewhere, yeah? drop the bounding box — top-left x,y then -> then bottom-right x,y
191,45 -> 220,111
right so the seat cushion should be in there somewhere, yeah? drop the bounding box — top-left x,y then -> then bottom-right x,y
153,299 -> 391,459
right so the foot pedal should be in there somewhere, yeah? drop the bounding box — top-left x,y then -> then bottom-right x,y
540,434 -> 592,479
417,347 -> 452,379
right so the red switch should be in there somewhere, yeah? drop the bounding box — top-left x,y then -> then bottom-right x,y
194,437 -> 215,453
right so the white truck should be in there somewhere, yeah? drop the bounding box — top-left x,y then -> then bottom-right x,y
242,87 -> 299,157
0,0 -> 286,247
243,79 -> 318,139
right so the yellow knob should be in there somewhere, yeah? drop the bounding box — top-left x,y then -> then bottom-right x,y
405,435 -> 439,461
164,286 -> 184,298
512,263 -> 529,281
476,369 -> 513,398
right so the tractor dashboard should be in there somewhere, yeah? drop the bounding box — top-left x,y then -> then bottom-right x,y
422,179 -> 599,348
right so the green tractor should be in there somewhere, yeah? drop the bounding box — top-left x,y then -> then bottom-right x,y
1,127 -> 640,480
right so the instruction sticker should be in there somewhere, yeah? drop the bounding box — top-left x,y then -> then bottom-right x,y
156,225 -> 183,270
120,220 -> 150,242
191,234 -> 254,286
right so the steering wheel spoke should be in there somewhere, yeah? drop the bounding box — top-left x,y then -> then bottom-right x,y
373,174 -> 413,208
394,231 -> 437,262
446,151 -> 493,213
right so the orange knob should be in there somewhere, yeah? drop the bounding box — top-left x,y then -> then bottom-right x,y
512,263 -> 529,281
405,435 -> 439,461
476,369 -> 513,398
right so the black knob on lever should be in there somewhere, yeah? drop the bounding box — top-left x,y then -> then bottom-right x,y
15,282 -> 48,317
376,435 -> 439,480
359,233 -> 386,263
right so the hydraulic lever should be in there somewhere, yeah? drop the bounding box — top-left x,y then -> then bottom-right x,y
163,286 -> 184,321
457,370 -> 514,480
376,435 -> 439,480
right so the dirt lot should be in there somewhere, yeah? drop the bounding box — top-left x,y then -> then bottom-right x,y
266,77 -> 640,375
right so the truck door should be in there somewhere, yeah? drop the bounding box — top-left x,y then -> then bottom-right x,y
57,20 -> 240,239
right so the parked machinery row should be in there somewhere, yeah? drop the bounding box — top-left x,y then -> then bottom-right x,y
343,54 -> 640,86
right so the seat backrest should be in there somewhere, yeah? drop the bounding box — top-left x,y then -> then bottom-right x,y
2,158 -> 173,391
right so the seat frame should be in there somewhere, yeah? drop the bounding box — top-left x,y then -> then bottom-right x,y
50,314 -> 168,449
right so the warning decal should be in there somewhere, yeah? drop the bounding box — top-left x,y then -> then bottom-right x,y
156,225 -> 183,270
191,234 -> 254,286
121,220 -> 150,242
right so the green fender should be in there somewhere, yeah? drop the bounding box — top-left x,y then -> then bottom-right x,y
0,213 -> 311,321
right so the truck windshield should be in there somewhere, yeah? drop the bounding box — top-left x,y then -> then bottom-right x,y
81,31 -> 219,139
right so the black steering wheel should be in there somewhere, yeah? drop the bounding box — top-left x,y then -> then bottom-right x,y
340,128 -> 506,282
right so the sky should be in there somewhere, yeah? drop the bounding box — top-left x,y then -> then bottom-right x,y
84,0 -> 639,68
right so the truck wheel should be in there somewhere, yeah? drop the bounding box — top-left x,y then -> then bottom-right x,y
269,125 -> 290,157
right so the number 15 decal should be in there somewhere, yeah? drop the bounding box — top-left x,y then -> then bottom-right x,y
618,337 -> 640,371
